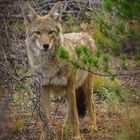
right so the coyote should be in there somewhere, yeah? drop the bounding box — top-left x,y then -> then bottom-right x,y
22,1 -> 96,140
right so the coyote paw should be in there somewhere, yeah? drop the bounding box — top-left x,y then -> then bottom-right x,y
90,124 -> 97,133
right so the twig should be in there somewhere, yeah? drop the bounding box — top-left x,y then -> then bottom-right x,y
68,59 -> 140,77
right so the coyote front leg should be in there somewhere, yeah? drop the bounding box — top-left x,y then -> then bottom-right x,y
39,86 -> 50,140
66,74 -> 81,140
40,86 -> 50,118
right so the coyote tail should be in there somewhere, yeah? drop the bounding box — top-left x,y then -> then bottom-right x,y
76,87 -> 87,117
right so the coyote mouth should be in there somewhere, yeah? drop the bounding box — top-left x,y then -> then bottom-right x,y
42,49 -> 48,52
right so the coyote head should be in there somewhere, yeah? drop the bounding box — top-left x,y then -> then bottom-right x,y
22,2 -> 63,54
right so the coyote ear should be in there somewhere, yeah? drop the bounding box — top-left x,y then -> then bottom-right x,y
22,2 -> 37,24
49,1 -> 62,22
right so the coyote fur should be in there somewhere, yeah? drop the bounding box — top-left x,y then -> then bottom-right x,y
23,2 -> 96,140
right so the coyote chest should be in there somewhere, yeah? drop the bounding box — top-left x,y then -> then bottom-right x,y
28,48 -> 88,88
27,49 -> 70,86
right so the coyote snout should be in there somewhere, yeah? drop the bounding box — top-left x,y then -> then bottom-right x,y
22,1 -> 97,140
43,44 -> 49,50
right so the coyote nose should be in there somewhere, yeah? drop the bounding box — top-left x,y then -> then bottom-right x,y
43,44 -> 49,49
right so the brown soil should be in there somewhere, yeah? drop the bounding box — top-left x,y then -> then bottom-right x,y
0,96 -> 139,140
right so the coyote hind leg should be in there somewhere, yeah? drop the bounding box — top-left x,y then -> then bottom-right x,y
83,74 -> 97,131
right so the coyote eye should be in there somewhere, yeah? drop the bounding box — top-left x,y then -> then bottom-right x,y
48,30 -> 55,35
34,31 -> 41,35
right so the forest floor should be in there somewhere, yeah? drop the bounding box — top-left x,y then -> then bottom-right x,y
1,87 -> 140,140
49,95 -> 140,140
